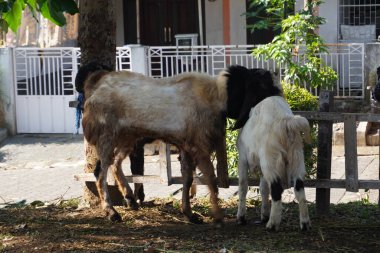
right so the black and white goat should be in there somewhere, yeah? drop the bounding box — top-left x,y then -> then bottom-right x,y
77,63 -> 282,225
236,95 -> 311,231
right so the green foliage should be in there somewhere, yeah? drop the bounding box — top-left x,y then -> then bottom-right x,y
226,84 -> 318,178
249,0 -> 338,89
58,198 -> 80,209
226,118 -> 239,177
0,0 -> 79,33
246,0 -> 295,32
283,82 -> 318,111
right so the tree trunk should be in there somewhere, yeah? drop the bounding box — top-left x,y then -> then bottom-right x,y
78,0 -> 116,206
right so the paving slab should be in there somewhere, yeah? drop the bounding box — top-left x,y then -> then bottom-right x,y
0,134 -> 379,206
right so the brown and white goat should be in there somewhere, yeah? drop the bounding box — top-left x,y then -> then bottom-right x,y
236,96 -> 311,231
79,63 -> 282,225
82,69 -> 228,224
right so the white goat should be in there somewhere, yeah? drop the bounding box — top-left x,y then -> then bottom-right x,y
236,96 -> 311,231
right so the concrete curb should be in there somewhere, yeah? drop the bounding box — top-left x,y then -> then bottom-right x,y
0,128 -> 7,143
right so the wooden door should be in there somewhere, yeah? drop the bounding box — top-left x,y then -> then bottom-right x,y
140,0 -> 199,46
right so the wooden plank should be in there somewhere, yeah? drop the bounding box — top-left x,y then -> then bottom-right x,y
294,111 -> 343,121
344,114 -> 359,192
215,137 -> 230,188
159,141 -> 172,185
294,111 -> 380,123
76,173 -> 380,189
69,100 -> 79,108
355,113 -> 380,122
316,90 -> 333,216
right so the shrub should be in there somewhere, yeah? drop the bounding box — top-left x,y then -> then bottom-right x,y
226,118 -> 239,177
226,83 -> 318,178
283,82 -> 318,178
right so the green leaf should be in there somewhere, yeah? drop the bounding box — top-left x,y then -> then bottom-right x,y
59,0 -> 79,15
26,0 -> 37,10
38,0 -> 78,27
3,0 -> 23,32
47,0 -> 66,26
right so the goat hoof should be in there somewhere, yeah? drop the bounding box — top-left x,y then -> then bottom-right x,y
134,190 -> 145,204
266,223 -> 280,232
213,219 -> 224,228
186,213 -> 204,224
261,215 -> 269,223
237,216 -> 247,225
266,220 -> 280,231
253,215 -> 269,225
108,212 -> 122,223
300,221 -> 311,231
124,197 -> 139,211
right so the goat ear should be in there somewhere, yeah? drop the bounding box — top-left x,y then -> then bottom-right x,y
232,83 -> 257,129
75,62 -> 113,93
225,65 -> 249,119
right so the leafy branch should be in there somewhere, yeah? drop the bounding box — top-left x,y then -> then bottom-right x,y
249,0 -> 337,89
0,0 -> 79,33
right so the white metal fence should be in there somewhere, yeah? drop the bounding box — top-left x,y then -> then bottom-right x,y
13,47 -> 132,133
12,44 -> 364,133
148,44 -> 364,99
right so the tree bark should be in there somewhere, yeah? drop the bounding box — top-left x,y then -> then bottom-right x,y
78,0 -> 116,206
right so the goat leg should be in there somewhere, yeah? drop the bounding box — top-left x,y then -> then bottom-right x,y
259,177 -> 270,223
111,150 -> 138,211
294,178 -> 311,231
95,157 -> 122,222
129,139 -> 147,203
179,150 -> 203,224
196,154 -> 224,227
236,157 -> 249,225
266,178 -> 283,231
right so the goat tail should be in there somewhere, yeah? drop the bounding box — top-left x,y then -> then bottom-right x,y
285,115 -> 311,145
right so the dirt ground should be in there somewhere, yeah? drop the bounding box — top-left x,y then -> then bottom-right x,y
0,197 -> 379,253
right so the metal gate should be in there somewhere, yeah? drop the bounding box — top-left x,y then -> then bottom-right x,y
13,48 -> 79,133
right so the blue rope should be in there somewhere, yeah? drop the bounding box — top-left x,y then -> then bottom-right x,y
75,93 -> 84,134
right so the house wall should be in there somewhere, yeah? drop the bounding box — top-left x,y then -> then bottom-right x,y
0,48 -> 16,135
229,0 -> 247,45
204,0 -> 246,45
295,0 -> 338,44
319,0 -> 338,44
115,0 -> 125,46
204,1 -> 223,44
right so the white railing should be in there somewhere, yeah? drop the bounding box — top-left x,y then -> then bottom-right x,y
13,47 -> 78,96
13,47 -> 132,97
148,45 -> 278,78
13,44 -> 364,99
148,44 -> 365,99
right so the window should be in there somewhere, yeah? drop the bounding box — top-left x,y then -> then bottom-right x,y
339,0 -> 380,41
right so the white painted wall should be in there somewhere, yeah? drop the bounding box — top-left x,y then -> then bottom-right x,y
204,0 -> 223,44
205,0 -> 246,45
318,0 -> 338,44
295,0 -> 338,44
0,48 -> 16,135
230,0 -> 247,45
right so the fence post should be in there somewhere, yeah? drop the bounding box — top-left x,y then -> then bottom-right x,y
129,45 -> 148,75
159,142 -> 172,185
216,137 -> 229,188
316,90 -> 334,216
344,114 -> 359,192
